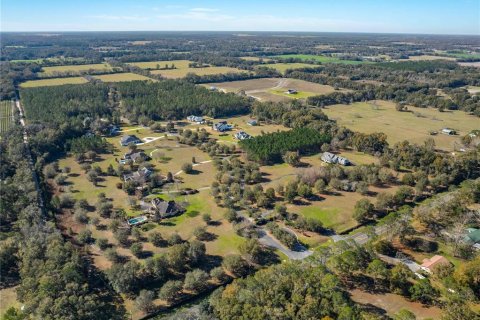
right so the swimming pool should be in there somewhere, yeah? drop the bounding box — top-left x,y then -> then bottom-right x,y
128,216 -> 148,226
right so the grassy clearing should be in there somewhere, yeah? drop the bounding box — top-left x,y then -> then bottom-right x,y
466,86 -> 480,94
0,286 -> 20,316
274,54 -> 372,65
240,56 -> 273,62
93,73 -> 155,82
401,55 -> 456,61
40,63 -> 113,75
126,60 -> 191,69
323,100 -> 480,151
260,63 -> 318,73
151,66 -> 243,79
0,100 -> 14,134
20,77 -> 88,88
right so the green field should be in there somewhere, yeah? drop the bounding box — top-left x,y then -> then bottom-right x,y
323,100 -> 480,151
260,63 -> 318,73
0,101 -> 14,133
93,73 -> 155,82
441,51 -> 480,60
21,77 -> 89,88
127,59 -> 192,69
274,54 -> 372,65
40,63 -> 113,75
151,66 -> 244,79
268,89 -> 318,99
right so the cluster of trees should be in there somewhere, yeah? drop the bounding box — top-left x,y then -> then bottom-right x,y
240,127 -> 331,163
0,62 -> 41,99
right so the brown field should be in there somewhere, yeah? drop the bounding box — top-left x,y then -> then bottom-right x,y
350,289 -> 443,319
151,66 -> 244,79
40,63 -> 113,76
203,78 -> 343,102
240,56 -> 272,62
20,76 -> 88,87
93,73 -> 155,82
323,100 -> 479,151
0,286 -> 20,316
401,55 -> 456,61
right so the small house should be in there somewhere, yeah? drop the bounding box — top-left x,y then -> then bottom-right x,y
441,128 -> 456,136
465,228 -> 480,250
212,121 -> 232,132
108,125 -> 120,136
234,131 -> 252,140
247,119 -> 258,126
420,255 -> 450,274
187,115 -> 205,124
321,152 -> 351,166
125,151 -> 148,163
286,89 -> 298,94
150,199 -> 184,218
120,135 -> 142,146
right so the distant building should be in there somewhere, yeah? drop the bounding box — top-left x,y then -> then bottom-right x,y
465,228 -> 480,250
286,89 -> 298,94
246,119 -> 258,126
150,199 -> 184,218
209,86 -> 217,91
187,115 -> 205,124
120,135 -> 142,146
321,152 -> 351,166
441,128 -> 456,136
420,255 -> 450,274
234,131 -> 252,140
212,121 -> 232,132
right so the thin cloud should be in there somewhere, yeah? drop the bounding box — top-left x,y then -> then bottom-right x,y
88,14 -> 149,21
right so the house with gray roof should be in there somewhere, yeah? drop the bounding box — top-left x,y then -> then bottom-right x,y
321,152 -> 351,166
120,135 -> 142,146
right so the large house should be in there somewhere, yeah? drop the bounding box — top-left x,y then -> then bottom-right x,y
149,198 -> 184,218
212,121 -> 232,132
321,152 -> 351,166
420,255 -> 450,274
187,115 -> 205,124
246,119 -> 258,126
120,135 -> 142,146
124,151 -> 148,163
123,167 -> 152,183
234,131 -> 252,141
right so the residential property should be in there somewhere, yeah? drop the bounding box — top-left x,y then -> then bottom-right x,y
120,135 -> 142,146
234,131 -> 252,140
187,115 -> 205,124
321,152 -> 351,166
420,255 -> 451,273
108,125 -> 120,136
123,167 -> 152,183
465,228 -> 480,250
127,215 -> 148,226
124,151 -> 148,163
441,128 -> 456,135
246,119 -> 258,126
286,89 -> 298,94
149,198 -> 184,218
212,121 -> 232,132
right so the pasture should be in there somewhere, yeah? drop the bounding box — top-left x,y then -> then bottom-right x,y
401,55 -> 456,61
20,76 -> 88,87
127,59 -> 191,70
274,54 -> 372,64
93,73 -> 155,82
322,100 -> 480,151
0,100 -> 14,133
260,62 -> 318,73
203,78 -> 341,102
40,63 -> 113,76
151,66 -> 244,79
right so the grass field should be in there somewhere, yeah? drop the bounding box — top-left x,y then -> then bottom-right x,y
402,55 -> 456,61
20,76 -> 88,88
240,56 -> 273,62
0,286 -> 20,317
127,60 -> 191,70
274,54 -> 372,65
0,100 -> 14,133
322,100 -> 480,151
260,63 -> 318,73
40,63 -> 113,75
203,78 -> 342,102
93,73 -> 155,82
151,66 -> 244,79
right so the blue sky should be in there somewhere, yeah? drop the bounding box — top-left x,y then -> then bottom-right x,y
2,0 -> 479,34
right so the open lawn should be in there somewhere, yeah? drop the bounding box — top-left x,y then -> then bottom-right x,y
203,78 -> 342,102
151,66 -> 244,79
0,100 -> 14,134
274,54 -> 372,65
323,100 -> 480,151
260,63 -> 318,73
20,76 -> 88,87
40,63 -> 113,75
93,73 -> 155,82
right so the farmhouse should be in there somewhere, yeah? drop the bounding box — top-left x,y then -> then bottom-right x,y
441,128 -> 456,135
286,89 -> 298,94
234,131 -> 252,140
212,121 -> 232,132
149,198 -> 184,218
123,167 -> 152,183
420,255 -> 451,274
247,119 -> 258,126
321,152 -> 351,166
120,135 -> 142,146
187,115 -> 205,124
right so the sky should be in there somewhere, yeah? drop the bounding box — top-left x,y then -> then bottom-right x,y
1,0 -> 479,35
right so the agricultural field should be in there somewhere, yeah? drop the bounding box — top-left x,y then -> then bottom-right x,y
0,100 -> 14,133
151,66 -> 244,79
39,63 -> 113,76
323,100 -> 480,151
401,55 -> 456,61
259,62 -> 317,73
240,56 -> 272,62
20,76 -> 88,87
93,73 -> 155,82
203,78 -> 343,102
274,54 -> 372,64
127,59 -> 192,70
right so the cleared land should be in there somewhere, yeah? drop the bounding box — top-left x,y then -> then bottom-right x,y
240,56 -> 272,62
0,286 -> 20,316
93,73 -> 155,82
40,63 -> 113,76
0,100 -> 14,133
274,54 -> 372,65
203,78 -> 342,102
323,100 -> 479,151
127,59 -> 191,70
20,76 -> 88,88
151,66 -> 244,79
402,55 -> 456,61
260,63 -> 318,73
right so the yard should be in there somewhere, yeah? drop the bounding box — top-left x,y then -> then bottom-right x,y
20,76 -> 88,87
322,100 -> 479,151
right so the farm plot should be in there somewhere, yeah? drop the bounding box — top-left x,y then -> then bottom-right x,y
322,100 -> 480,151
0,100 -> 14,133
203,78 -> 343,102
20,76 -> 88,88
151,66 -> 244,79
39,63 -> 113,76
93,73 -> 155,82
274,54 -> 372,65
259,63 -> 318,73
127,60 -> 191,70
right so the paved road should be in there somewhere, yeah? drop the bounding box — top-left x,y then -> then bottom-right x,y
378,254 -> 422,273
332,224 -> 389,245
257,228 -> 313,260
